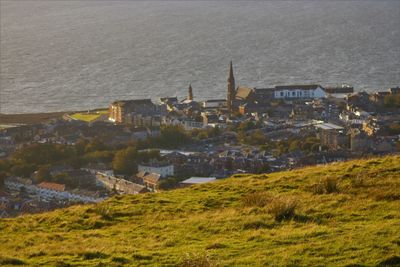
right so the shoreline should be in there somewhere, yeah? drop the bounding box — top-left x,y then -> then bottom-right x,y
0,108 -> 109,124
0,112 -> 67,124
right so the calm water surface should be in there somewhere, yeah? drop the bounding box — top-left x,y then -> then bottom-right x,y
0,1 -> 399,113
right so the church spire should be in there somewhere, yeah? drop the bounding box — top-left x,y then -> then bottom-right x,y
227,61 -> 236,112
188,83 -> 193,101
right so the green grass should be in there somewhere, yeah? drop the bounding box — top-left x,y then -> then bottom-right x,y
69,110 -> 108,122
0,155 -> 399,266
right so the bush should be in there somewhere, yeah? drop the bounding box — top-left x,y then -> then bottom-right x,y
268,197 -> 298,221
242,192 -> 272,207
181,252 -> 215,267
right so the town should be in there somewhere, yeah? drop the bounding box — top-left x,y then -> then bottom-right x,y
1,62 -> 399,217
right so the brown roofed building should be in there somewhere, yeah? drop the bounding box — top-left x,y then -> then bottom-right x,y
109,99 -> 158,124
142,173 -> 161,191
37,182 -> 66,192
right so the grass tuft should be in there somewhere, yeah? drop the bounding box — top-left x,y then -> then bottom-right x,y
0,257 -> 25,265
79,251 -> 108,260
241,192 -> 272,207
267,196 -> 298,221
181,252 -> 216,267
311,177 -> 339,194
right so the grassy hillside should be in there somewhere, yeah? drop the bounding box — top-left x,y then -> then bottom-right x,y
1,156 -> 399,266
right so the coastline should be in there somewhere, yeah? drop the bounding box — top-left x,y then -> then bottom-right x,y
0,112 -> 67,124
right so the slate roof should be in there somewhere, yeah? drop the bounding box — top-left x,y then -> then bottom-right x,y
274,84 -> 323,90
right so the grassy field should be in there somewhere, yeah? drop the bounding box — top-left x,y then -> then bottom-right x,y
0,155 -> 399,266
69,110 -> 108,122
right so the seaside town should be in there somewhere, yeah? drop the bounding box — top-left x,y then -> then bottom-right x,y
0,62 -> 399,217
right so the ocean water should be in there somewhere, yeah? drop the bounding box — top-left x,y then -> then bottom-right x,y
0,0 -> 399,114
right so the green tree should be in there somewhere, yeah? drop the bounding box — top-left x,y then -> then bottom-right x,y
289,140 -> 300,152
112,147 -> 138,175
85,138 -> 108,153
10,163 -> 36,178
34,164 -> 52,183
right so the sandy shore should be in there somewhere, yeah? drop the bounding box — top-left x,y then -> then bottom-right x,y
0,112 -> 67,124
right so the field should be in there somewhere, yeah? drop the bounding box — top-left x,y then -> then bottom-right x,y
68,110 -> 108,122
0,155 -> 399,266
0,112 -> 66,124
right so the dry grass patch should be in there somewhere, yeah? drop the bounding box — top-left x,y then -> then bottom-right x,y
241,191 -> 272,207
268,196 -> 298,222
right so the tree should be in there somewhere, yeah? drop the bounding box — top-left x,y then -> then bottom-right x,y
0,171 -> 7,189
84,138 -> 108,153
384,94 -> 400,107
10,163 -> 36,178
289,140 -> 300,152
34,165 -> 52,183
112,147 -> 138,175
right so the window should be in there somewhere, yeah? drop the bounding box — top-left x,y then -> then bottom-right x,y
280,92 -> 284,97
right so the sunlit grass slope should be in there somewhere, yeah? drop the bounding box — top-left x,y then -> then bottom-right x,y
1,156 -> 399,266
69,110 -> 108,122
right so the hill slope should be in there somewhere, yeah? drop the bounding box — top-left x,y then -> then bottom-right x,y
1,156 -> 399,266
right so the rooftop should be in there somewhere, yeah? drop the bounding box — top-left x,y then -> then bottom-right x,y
315,122 -> 344,130
37,182 -> 66,192
180,177 -> 217,184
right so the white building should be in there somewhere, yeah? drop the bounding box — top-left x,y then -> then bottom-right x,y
4,178 -> 102,203
202,99 -> 227,109
138,162 -> 174,178
180,177 -> 216,187
273,85 -> 326,99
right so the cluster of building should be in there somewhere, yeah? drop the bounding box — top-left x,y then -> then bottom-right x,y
0,176 -> 104,217
1,61 -> 399,216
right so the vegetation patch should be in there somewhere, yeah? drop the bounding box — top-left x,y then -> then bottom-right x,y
181,252 -> 216,267
241,191 -> 272,207
310,177 -> 339,194
0,156 -> 399,266
267,196 -> 298,221
79,251 -> 108,260
0,257 -> 25,265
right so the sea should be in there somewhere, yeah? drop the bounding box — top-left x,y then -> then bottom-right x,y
0,0 -> 399,114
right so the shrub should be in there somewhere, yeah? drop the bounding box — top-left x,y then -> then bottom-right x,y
242,192 -> 272,207
181,252 -> 215,267
268,197 -> 298,221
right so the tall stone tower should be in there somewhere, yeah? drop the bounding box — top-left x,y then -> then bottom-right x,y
188,84 -> 193,101
227,61 -> 236,112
